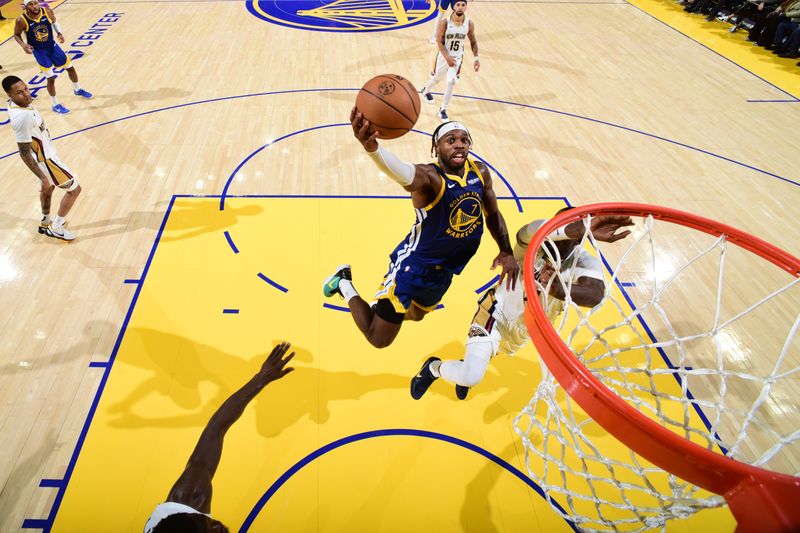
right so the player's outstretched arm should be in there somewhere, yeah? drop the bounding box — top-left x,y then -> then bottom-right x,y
164,342 -> 295,513
541,265 -> 605,308
561,215 -> 634,242
477,162 -> 519,290
350,107 -> 436,193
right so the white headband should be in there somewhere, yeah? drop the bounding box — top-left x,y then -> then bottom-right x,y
434,121 -> 471,143
25,0 -> 37,5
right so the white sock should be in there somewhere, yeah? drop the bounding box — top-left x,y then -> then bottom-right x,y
52,215 -> 65,228
73,82 -> 82,91
41,213 -> 51,224
338,279 -> 358,303
429,359 -> 442,378
51,95 -> 59,106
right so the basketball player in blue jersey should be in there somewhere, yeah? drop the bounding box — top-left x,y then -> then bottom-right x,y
322,108 -> 519,350
13,0 -> 92,115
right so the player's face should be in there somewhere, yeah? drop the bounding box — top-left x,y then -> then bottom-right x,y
436,130 -> 471,170
453,1 -> 467,15
25,1 -> 40,15
6,81 -> 34,107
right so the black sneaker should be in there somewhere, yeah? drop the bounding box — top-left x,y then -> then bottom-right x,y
38,217 -> 49,234
322,264 -> 352,298
455,384 -> 469,400
410,356 -> 440,400
438,108 -> 448,122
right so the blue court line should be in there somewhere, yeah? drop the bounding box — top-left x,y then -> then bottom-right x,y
20,519 -> 48,530
222,308 -> 240,314
223,230 -> 239,254
221,123 -> 520,212
323,302 -> 350,312
619,281 -> 637,287
456,94 -> 800,187
1,88 -> 793,190
239,428 -> 579,533
257,272 -> 289,293
475,275 -> 501,293
621,0 -> 799,101
746,99 -> 800,103
123,279 -> 140,285
88,361 -> 109,368
38,479 -> 64,488
39,196 -> 178,532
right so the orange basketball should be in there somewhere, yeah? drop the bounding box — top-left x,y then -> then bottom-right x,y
355,74 -> 421,140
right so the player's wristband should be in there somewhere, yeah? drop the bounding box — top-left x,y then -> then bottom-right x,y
548,226 -> 571,241
474,56 -> 480,62
53,22 -> 63,33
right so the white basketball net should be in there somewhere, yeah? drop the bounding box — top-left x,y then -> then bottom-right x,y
514,213 -> 800,532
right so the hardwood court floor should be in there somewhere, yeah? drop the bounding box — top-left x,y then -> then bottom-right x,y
0,0 -> 797,531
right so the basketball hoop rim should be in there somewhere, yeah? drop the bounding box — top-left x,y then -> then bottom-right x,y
522,202 -> 800,512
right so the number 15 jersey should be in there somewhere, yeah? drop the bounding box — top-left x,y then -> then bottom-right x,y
443,16 -> 469,58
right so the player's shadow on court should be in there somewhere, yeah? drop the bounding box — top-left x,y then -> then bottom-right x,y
106,328 -> 409,437
0,430 -> 59,528
84,87 -> 193,111
69,201 -> 262,242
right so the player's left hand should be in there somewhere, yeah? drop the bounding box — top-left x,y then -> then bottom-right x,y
57,33 -> 65,44
258,341 -> 295,383
589,215 -> 634,243
474,60 -> 480,72
492,251 -> 519,291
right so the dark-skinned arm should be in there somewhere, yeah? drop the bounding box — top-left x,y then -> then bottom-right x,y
18,143 -> 50,181
14,18 -> 33,53
477,162 -> 519,290
548,276 -> 605,308
165,342 -> 294,513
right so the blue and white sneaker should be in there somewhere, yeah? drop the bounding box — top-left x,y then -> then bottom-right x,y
422,91 -> 435,105
438,107 -> 448,122
52,104 -> 70,114
73,88 -> 93,99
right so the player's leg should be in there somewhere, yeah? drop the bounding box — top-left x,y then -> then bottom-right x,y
38,175 -> 55,234
410,327 -> 497,399
410,288 -> 499,400
51,45 -> 92,99
43,159 -> 80,240
438,60 -> 461,121
323,265 -> 404,348
422,53 -> 447,104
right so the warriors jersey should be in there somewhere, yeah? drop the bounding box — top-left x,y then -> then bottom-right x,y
443,15 -> 469,58
22,10 -> 55,50
388,159 -> 485,275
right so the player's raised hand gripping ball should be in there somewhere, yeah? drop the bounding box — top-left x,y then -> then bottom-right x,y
355,74 -> 420,140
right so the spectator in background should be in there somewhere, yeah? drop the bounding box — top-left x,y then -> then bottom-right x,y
750,0 -> 798,46
771,3 -> 800,56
